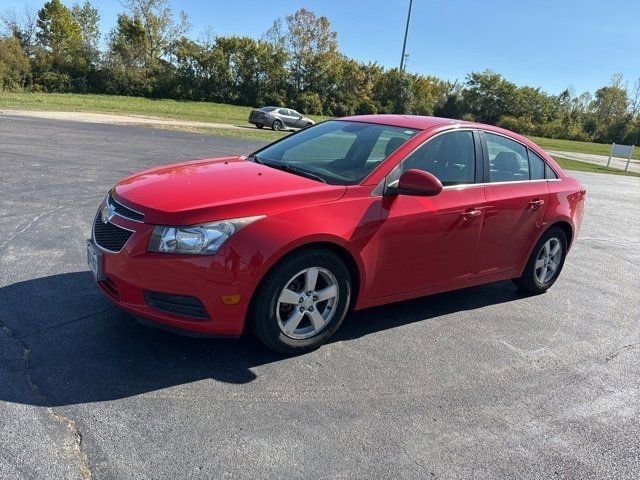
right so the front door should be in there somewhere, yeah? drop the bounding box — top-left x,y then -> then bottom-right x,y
290,110 -> 306,128
276,108 -> 291,128
473,132 -> 550,275
370,130 -> 486,298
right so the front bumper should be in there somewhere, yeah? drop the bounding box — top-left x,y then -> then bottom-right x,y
91,214 -> 253,337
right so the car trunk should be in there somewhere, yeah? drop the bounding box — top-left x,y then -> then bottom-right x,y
249,109 -> 267,122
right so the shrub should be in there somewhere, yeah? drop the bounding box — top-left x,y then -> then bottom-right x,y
296,91 -> 323,115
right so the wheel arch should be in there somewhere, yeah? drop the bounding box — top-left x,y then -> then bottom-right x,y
517,220 -> 575,277
550,220 -> 574,249
247,240 -> 363,319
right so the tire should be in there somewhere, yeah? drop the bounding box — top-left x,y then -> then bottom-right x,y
272,120 -> 283,131
513,226 -> 567,294
249,248 -> 351,354
305,122 -> 313,129
256,124 -> 264,129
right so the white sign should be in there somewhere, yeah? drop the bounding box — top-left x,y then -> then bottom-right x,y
607,143 -> 635,171
611,143 -> 634,158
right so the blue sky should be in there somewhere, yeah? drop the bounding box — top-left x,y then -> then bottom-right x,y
3,0 -> 639,95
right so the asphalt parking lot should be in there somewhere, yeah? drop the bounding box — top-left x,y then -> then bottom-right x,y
1,115 -> 638,479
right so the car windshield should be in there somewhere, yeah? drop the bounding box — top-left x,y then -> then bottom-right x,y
250,120 -> 418,185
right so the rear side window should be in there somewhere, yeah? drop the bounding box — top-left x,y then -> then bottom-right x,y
528,148 -> 559,179
528,149 -> 545,180
486,133 -> 529,182
278,108 -> 289,115
401,130 -> 476,186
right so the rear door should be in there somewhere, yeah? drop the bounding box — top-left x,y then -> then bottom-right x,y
473,132 -> 550,276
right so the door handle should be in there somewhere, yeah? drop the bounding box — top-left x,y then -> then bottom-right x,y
529,199 -> 545,209
461,208 -> 482,220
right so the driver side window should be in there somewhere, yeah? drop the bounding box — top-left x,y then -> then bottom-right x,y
397,131 -> 476,186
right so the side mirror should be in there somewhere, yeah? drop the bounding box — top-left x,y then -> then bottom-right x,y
386,169 -> 443,196
297,114 -> 303,119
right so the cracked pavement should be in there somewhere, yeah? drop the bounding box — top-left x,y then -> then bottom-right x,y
0,115 -> 639,479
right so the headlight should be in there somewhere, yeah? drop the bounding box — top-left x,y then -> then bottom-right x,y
148,216 -> 264,254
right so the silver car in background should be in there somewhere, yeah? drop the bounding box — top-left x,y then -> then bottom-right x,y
248,107 -> 315,131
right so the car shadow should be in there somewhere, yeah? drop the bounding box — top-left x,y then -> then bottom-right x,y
0,271 -> 529,407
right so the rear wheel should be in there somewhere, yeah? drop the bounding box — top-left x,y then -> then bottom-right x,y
513,227 -> 567,294
256,124 -> 264,129
250,249 -> 351,354
272,120 -> 283,131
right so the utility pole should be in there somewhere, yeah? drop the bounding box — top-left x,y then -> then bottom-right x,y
400,0 -> 413,71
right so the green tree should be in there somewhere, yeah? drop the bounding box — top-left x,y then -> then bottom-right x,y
108,14 -> 148,69
104,0 -> 189,96
213,36 -> 288,106
0,36 -> 31,89
463,70 -> 518,124
121,0 -> 189,68
409,74 -> 453,116
36,0 -> 83,60
35,0 -> 85,90
373,68 -> 414,114
104,14 -> 151,95
591,74 -> 631,142
265,8 -> 340,107
71,1 -> 100,66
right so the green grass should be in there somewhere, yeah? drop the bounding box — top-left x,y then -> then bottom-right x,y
552,156 -> 640,178
0,91 -> 327,125
530,135 -> 640,161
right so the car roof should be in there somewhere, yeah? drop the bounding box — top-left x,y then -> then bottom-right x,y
339,114 -> 469,130
340,114 -> 539,146
338,114 -> 559,173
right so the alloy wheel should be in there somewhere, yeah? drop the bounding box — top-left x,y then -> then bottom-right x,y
535,237 -> 562,284
276,267 -> 339,339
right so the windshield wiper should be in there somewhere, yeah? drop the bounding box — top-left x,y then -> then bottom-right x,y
249,156 -> 327,184
275,164 -> 328,184
247,153 -> 264,164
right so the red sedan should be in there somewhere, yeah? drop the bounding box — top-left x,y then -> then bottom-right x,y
87,115 -> 586,353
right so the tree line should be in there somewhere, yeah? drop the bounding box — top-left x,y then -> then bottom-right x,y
1,0 -> 639,145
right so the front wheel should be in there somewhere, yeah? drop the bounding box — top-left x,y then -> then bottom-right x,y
249,249 -> 351,354
272,120 -> 283,131
513,227 -> 567,294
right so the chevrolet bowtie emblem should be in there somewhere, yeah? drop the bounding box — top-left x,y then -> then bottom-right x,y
101,201 -> 115,224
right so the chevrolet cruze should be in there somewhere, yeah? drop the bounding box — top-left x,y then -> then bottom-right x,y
87,115 -> 586,353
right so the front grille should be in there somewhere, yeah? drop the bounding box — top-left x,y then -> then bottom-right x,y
144,291 -> 209,320
108,192 -> 144,222
93,214 -> 134,252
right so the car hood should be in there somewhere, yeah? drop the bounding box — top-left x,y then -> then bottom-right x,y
114,156 -> 346,225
